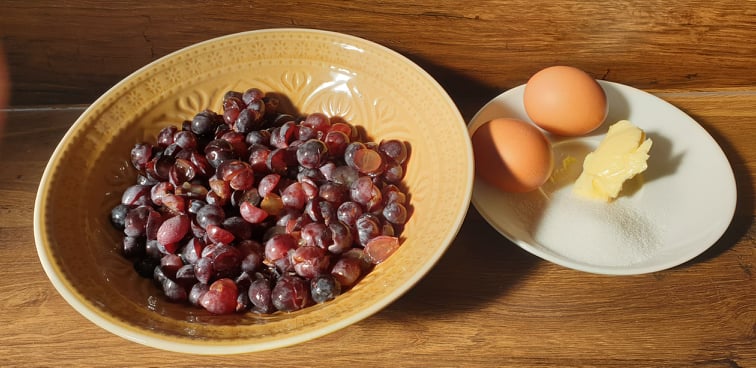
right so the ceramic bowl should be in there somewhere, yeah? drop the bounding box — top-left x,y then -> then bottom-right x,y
34,28 -> 473,354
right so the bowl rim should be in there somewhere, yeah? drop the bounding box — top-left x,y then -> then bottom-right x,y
33,27 -> 474,354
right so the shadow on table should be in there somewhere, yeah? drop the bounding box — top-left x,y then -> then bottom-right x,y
392,206 -> 541,316
384,57 -> 540,315
677,116 -> 754,269
407,54 -> 512,123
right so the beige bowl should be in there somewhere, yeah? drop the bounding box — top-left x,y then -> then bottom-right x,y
34,28 -> 473,354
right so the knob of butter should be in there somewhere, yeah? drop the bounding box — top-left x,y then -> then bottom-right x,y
573,120 -> 652,201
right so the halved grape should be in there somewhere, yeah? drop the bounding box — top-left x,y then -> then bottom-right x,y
364,235 -> 401,264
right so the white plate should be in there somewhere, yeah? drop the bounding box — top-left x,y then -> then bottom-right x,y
468,81 -> 737,275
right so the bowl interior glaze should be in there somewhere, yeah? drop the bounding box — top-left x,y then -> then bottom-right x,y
34,28 -> 473,354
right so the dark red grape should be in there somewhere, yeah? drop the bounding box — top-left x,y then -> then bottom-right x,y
200,278 -> 238,314
271,275 -> 311,312
236,287 -> 251,312
144,207 -> 163,240
206,224 -> 235,245
191,110 -> 220,136
281,182 -> 307,210
193,257 -> 214,284
350,176 -> 382,212
170,158 -> 197,186
330,165 -> 359,186
157,126 -> 178,147
378,139 -> 408,164
290,246 -> 330,279
248,277 -> 273,314
239,201 -> 269,224
154,266 -> 187,302
328,122 -> 354,137
234,108 -> 262,134
300,222 -> 332,249
122,236 -> 144,259
121,184 -> 151,206
304,197 -> 335,224
296,125 -> 317,141
150,182 -> 173,206
257,173 -> 281,198
238,240 -> 263,274
344,141 -> 366,169
242,87 -> 265,105
245,130 -> 271,146
266,148 -> 289,174
156,214 -> 190,247
124,206 -> 150,237
269,122 -> 297,149
222,216 -> 253,241
328,221 -> 352,254
189,151 -> 213,178
336,201 -> 363,228
160,254 -> 184,279
173,130 -> 197,151
179,237 -> 204,265
161,193 -> 186,215
204,139 -> 236,168
130,143 -> 153,172
187,199 -> 206,215
175,264 -> 197,289
196,204 -> 225,230
382,202 -> 408,225
310,275 -> 341,304
324,130 -> 349,158
145,239 -> 162,259
247,143 -> 271,172
207,177 -> 231,206
330,256 -> 363,288
264,233 -> 297,263
296,139 -> 327,169
382,184 -> 407,205
110,203 -> 130,230
223,98 -> 244,125
162,143 -> 182,159
189,282 -> 209,307
316,180 -> 343,201
302,112 -> 330,133
219,130 -> 249,158
204,243 -> 243,277
355,213 -> 381,247
382,161 -> 404,183
145,155 -> 174,182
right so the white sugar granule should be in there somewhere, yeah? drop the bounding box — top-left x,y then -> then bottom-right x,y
511,188 -> 662,267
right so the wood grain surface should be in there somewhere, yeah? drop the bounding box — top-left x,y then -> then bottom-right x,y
0,1 -> 754,367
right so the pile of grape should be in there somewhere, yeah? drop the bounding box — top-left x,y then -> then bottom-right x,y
109,88 -> 410,315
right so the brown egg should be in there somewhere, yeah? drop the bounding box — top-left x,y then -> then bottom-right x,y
471,118 -> 554,192
524,66 -> 607,136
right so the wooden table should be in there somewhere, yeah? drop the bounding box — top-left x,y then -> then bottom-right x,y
1,1 -> 753,367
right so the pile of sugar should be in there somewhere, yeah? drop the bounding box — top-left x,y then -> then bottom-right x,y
511,188 -> 663,267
